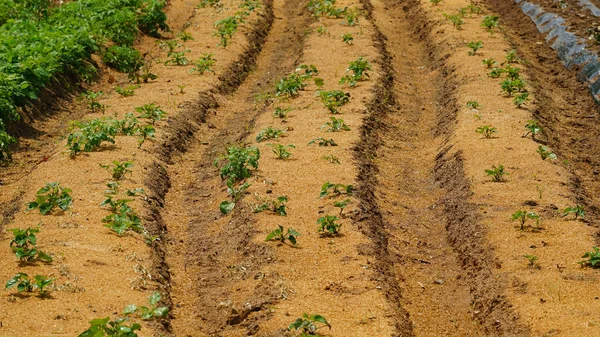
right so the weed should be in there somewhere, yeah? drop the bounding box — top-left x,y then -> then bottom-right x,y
5,273 -> 53,296
537,146 -> 556,160
268,143 -> 295,159
317,215 -> 341,234
309,138 -> 337,146
27,182 -> 73,215
482,58 -> 496,68
511,210 -> 540,230
101,161 -> 133,180
123,291 -> 169,320
482,15 -> 499,34
318,90 -> 350,114
466,101 -> 480,109
466,41 -> 483,55
256,127 -> 286,142
580,247 -> 600,268
444,13 -> 464,29
339,56 -> 372,87
523,120 -> 542,140
562,205 -> 585,220
214,145 -> 260,182
341,33 -> 354,45
135,103 -> 166,124
320,182 -> 353,198
475,125 -> 497,139
513,92 -> 529,108
190,53 -> 216,74
115,85 -> 139,97
8,226 -> 52,262
254,195 -> 289,215
322,117 -> 350,132
485,164 -> 508,182
323,154 -> 340,164
333,198 -> 351,216
288,313 -> 331,335
266,225 -> 300,245
81,90 -> 105,113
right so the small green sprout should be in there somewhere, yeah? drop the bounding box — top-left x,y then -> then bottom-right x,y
333,198 -> 352,216
430,0 -> 442,5
256,127 -> 286,142
273,107 -> 294,120
485,164 -> 508,182
341,33 -> 354,45
135,103 -> 167,124
466,101 -> 481,109
322,117 -> 350,132
444,14 -> 464,29
317,215 -> 341,234
309,138 -> 337,146
513,92 -> 529,108
288,313 -> 331,334
254,195 -> 288,215
123,291 -> 169,320
266,225 -> 300,245
466,41 -> 483,55
268,143 -> 295,160
562,205 -> 585,220
523,254 -> 539,268
318,90 -> 350,114
190,53 -> 216,74
322,154 -> 340,164
482,15 -> 499,34
476,125 -> 497,139
115,85 -> 139,97
537,146 -> 556,160
5,273 -> 54,296
320,182 -> 353,198
100,160 -> 133,180
220,180 -> 251,215
523,120 -> 542,140
580,247 -> 600,268
482,58 -> 496,68
511,210 -> 540,230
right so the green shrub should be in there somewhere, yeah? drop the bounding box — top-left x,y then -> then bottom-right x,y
103,46 -> 143,74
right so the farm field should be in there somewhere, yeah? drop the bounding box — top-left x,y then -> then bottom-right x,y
2,0 -> 600,336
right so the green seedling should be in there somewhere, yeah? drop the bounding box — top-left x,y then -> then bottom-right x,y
309,138 -> 337,146
430,0 -> 442,5
467,4 -> 482,14
320,182 -> 353,198
164,50 -> 190,66
115,85 -> 139,97
102,206 -> 144,235
26,182 -> 73,215
523,120 -> 542,140
511,210 -> 540,230
476,125 -> 497,139
317,26 -> 329,35
130,59 -> 158,84
177,84 -> 189,94
190,53 -> 216,74
342,8 -> 359,26
485,164 -> 508,182
318,90 -> 350,114
256,127 -> 286,142
265,225 -> 301,246
240,0 -> 261,11
177,31 -> 194,42
513,92 -> 529,108
276,73 -> 307,98
482,15 -> 499,34
482,58 -> 497,68
466,41 -> 483,55
536,184 -> 545,200
123,291 -> 169,320
506,49 -> 520,64
341,33 -> 354,45
273,107 -> 293,120
254,195 -> 289,216
214,145 -> 260,182
317,215 -> 341,235
580,247 -> 600,268
137,125 -> 155,149
323,154 -> 340,164
500,78 -> 526,96
333,198 -> 351,216
100,161 -> 133,180
8,226 -> 52,262
444,13 -> 464,29
466,101 -> 480,109
135,103 -> 167,124
488,67 -> 505,78
523,254 -> 539,268
214,15 -> 243,47
158,40 -> 180,54
562,205 -> 585,220
322,117 -> 350,132
505,65 -> 521,80
339,56 -> 372,87
537,146 -> 556,160
268,143 -> 295,160
5,273 -> 54,296
288,313 -> 331,335
296,64 -> 320,78
198,0 -> 221,8
79,317 -> 141,337
220,180 -> 250,214
81,90 -> 105,113
67,118 -> 120,157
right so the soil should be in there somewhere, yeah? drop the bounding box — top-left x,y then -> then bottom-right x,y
3,0 -> 600,336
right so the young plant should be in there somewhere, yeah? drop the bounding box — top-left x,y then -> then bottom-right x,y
177,84 -> 189,94
26,182 -> 73,215
475,125 -> 497,139
505,65 -> 521,80
513,92 -> 529,108
580,247 -> 600,268
488,67 -> 505,78
481,15 -> 499,34
123,291 -> 169,320
114,85 -> 139,97
135,103 -> 167,124
511,210 -> 540,230
219,180 -> 250,214
318,90 -> 350,114
101,161 -> 133,180
485,164 -> 508,182
79,317 -> 141,337
67,118 -> 120,157
268,143 -> 295,160
240,0 -> 261,11
309,138 -> 337,146
500,78 -> 526,96
537,146 -> 556,160
320,182 -> 353,198
273,107 -> 293,120
317,26 -> 329,35
214,145 -> 260,182
430,0 -> 442,5
265,225 -> 300,246
466,101 -> 480,109
342,8 -> 359,26
288,313 -> 331,335
339,56 -> 372,87
523,254 -> 539,268
323,154 -> 340,164
506,49 -> 520,64
562,205 -> 585,220
341,33 -> 354,45
482,58 -> 496,68
256,127 -> 286,142
523,120 -> 542,140
165,50 -> 190,66
190,53 -> 216,74
333,198 -> 351,216
317,215 -> 341,234
102,200 -> 144,235
177,31 -> 194,42
81,90 -> 105,113
275,73 -> 307,98
214,15 -> 243,47
443,13 -> 464,29
254,195 -> 289,216
5,273 -> 54,296
8,226 -> 53,262
322,117 -> 350,132
466,41 -> 483,56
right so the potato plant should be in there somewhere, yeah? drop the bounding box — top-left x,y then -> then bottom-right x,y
8,226 -> 53,262
27,182 -> 73,215
288,313 -> 331,335
101,160 -> 133,180
443,13 -> 464,29
256,127 -> 285,142
334,198 -> 352,216
485,164 -> 508,182
476,125 -> 497,139
318,215 -> 341,234
466,101 -> 480,109
580,247 -> 600,268
254,195 -> 288,215
273,107 -> 294,120
537,146 -> 556,160
164,50 -> 190,66
342,7 -> 359,26
318,90 -> 350,114
266,225 -> 301,246
124,291 -> 169,320
190,53 -> 216,74
323,154 -> 340,164
482,58 -> 496,68
482,15 -> 499,34
101,196 -> 144,235
322,117 -> 350,132
276,73 -> 308,98
268,143 -> 295,159
466,41 -> 483,56
67,118 -> 120,157
214,145 -> 260,182
5,273 -> 54,296
220,181 -> 250,215
339,56 -> 372,87
308,138 -> 337,146
79,317 -> 141,337
115,85 -> 139,97
513,92 -> 529,108
341,33 -> 353,45
320,182 -> 353,198
523,254 -> 539,268
81,90 -> 106,113
562,205 -> 585,220
511,210 -> 540,230
523,120 -> 542,140
135,103 -> 167,125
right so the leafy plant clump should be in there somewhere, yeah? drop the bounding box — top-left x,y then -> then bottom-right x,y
104,46 -> 143,74
320,182 -> 353,198
482,58 -> 497,68
256,127 -> 286,142
476,125 -> 497,139
101,160 -> 134,180
562,205 -> 585,220
322,117 -> 350,132
523,254 -> 539,268
219,180 -> 250,215
81,90 -> 106,113
124,291 -> 169,320
466,101 -> 480,109
8,226 -> 53,262
268,143 -> 295,160
135,103 -> 167,124
266,225 -> 301,245
115,85 -> 139,97
273,107 -> 294,120
511,210 -> 540,230
215,145 -> 260,183
466,41 -> 483,55
537,146 -> 556,160
444,13 -> 464,29
288,313 -> 331,335
308,138 -> 337,146
339,56 -> 372,87
317,215 -> 341,235
67,118 -> 121,157
485,164 -> 508,182
79,317 -> 141,337
190,53 -> 216,74
482,15 -> 499,33
254,195 -> 289,215
318,90 -> 350,114
341,33 -> 354,45
580,247 -> 600,268
26,182 -> 73,215
523,120 -> 542,140
5,273 -> 54,296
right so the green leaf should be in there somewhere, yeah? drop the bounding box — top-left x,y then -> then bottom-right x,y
310,314 -> 331,327
153,306 -> 169,317
148,291 -> 161,305
123,304 -> 138,315
220,200 -> 235,214
37,250 -> 53,262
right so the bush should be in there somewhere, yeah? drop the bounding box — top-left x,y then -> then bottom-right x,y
103,46 -> 143,73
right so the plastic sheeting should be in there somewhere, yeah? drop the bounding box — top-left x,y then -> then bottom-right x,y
516,0 -> 600,103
